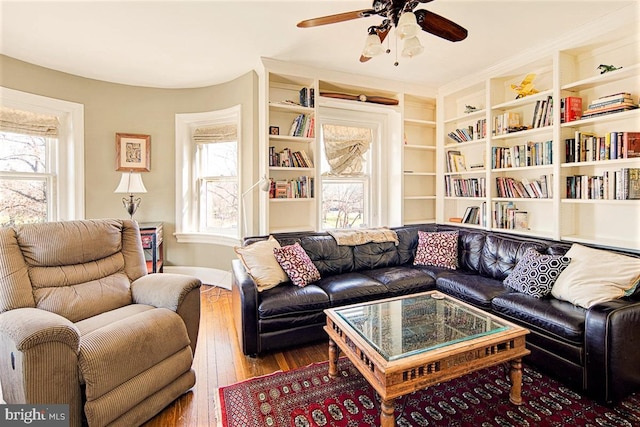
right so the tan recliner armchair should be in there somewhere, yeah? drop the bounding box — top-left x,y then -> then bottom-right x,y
0,219 -> 201,427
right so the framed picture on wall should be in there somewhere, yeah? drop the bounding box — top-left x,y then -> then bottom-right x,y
116,133 -> 150,172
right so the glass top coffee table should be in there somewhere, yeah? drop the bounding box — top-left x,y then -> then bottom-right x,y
324,291 -> 530,427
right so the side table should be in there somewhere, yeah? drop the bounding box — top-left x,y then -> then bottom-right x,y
138,222 -> 164,273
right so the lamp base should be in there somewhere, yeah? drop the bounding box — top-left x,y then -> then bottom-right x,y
122,194 -> 141,219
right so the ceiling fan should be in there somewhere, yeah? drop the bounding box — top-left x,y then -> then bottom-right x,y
297,0 -> 467,64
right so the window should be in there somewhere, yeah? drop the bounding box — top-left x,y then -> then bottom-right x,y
0,88 -> 84,226
175,105 -> 241,245
320,123 -> 372,229
194,126 -> 238,236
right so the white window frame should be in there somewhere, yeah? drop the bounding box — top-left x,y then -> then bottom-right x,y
175,105 -> 241,246
318,102 -> 396,230
0,87 -> 85,221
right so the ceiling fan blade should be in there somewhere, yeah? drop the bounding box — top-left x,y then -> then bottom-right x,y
359,27 -> 390,63
414,9 -> 468,42
297,9 -> 374,28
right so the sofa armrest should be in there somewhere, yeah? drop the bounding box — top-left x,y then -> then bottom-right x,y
131,273 -> 202,353
585,299 -> 640,403
0,308 -> 81,416
131,273 -> 201,311
231,259 -> 259,356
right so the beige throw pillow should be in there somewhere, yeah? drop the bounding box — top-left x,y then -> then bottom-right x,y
234,236 -> 288,292
551,244 -> 640,309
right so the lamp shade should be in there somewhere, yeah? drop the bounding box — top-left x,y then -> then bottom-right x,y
401,36 -> 424,58
115,172 -> 147,194
362,33 -> 384,57
397,11 -> 420,39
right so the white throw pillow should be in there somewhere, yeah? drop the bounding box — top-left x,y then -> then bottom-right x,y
551,244 -> 640,308
234,236 -> 289,292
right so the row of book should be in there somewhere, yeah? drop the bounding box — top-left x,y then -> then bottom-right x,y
269,176 -> 314,199
493,201 -> 529,230
460,204 -> 486,225
491,140 -> 552,169
493,112 -> 523,135
566,168 -> 639,200
560,96 -> 582,123
444,176 -> 486,198
582,92 -> 638,119
268,147 -> 314,168
288,114 -> 315,138
565,131 -> 640,163
530,96 -> 553,128
299,87 -> 315,108
447,119 -> 487,143
495,175 -> 552,199
446,150 -> 467,172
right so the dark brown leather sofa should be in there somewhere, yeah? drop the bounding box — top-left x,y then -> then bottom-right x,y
231,224 -> 640,404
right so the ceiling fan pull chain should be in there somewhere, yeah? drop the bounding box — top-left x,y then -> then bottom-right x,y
394,30 -> 399,66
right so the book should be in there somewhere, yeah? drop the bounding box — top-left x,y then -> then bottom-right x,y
562,97 -> 582,123
514,211 -> 529,230
627,168 -> 640,199
624,132 -> 640,158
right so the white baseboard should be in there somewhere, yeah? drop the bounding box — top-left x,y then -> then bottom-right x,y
163,266 -> 231,290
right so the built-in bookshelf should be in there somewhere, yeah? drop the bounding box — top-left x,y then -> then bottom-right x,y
266,72 -> 318,233
403,94 -> 437,225
438,28 -> 640,249
261,60 -> 436,234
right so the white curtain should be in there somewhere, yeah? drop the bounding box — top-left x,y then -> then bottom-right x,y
0,107 -> 59,137
322,124 -> 372,175
192,124 -> 237,143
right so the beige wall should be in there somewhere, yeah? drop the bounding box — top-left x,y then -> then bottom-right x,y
0,54 -> 258,271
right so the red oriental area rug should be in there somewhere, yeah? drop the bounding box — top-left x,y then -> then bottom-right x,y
217,358 -> 640,427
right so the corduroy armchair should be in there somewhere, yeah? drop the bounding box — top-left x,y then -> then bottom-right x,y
0,219 -> 201,427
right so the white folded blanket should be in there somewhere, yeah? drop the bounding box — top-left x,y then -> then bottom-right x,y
327,227 -> 399,246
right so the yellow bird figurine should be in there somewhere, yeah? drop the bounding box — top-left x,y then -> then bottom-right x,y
511,73 -> 538,99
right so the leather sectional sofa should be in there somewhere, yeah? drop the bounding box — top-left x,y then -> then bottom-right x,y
231,224 -> 640,403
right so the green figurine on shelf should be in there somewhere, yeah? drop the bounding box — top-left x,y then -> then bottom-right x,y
597,64 -> 622,74
464,105 -> 478,114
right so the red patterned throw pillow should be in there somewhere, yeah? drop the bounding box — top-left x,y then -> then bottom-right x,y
273,243 -> 321,287
413,230 -> 459,270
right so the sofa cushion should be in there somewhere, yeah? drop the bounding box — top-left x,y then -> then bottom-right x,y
300,235 -> 354,277
316,272 -> 389,306
551,244 -> 640,309
235,236 -> 288,292
478,234 -> 546,281
353,241 -> 399,271
504,248 -> 571,298
257,284 -> 330,319
458,230 -> 486,273
414,230 -> 458,269
273,243 -> 321,287
394,227 -> 419,265
79,307 -> 190,399
492,292 -> 585,344
362,266 -> 435,296
436,271 -> 512,309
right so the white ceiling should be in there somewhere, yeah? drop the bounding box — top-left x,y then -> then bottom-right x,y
0,1 -> 637,89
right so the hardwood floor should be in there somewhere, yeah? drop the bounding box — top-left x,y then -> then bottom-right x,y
142,285 -> 327,426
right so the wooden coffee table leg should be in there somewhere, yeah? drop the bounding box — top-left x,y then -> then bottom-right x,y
381,398 -> 396,427
328,339 -> 339,378
509,358 -> 524,405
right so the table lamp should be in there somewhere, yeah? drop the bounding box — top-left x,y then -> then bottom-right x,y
114,172 -> 147,219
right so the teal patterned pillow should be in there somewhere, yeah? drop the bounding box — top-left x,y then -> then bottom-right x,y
504,248 -> 571,298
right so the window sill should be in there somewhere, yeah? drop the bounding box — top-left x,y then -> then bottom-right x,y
174,232 -> 241,247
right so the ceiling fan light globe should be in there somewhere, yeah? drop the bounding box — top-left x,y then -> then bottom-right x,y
397,11 -> 420,39
362,34 -> 384,57
401,36 -> 424,58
